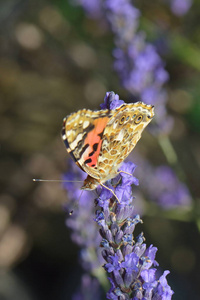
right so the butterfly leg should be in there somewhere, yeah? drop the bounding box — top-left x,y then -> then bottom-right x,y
118,170 -> 133,177
100,183 -> 120,203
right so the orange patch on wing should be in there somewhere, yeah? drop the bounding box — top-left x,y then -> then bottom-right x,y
83,117 -> 109,167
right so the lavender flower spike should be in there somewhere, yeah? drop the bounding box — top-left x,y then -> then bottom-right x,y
75,0 -> 173,135
95,161 -> 174,299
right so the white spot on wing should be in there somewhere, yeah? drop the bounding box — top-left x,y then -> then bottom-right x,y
113,121 -> 118,129
70,133 -> 83,150
116,130 -> 124,141
83,120 -> 90,129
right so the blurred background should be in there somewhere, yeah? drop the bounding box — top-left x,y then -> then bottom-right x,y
0,0 -> 200,299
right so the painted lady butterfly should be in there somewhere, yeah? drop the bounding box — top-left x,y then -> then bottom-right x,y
62,102 -> 154,191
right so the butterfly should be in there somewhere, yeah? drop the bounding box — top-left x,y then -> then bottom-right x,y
62,102 -> 154,191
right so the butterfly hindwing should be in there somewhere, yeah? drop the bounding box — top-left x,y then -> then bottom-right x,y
96,102 -> 154,179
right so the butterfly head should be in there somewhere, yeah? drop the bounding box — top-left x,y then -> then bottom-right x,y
81,175 -> 100,190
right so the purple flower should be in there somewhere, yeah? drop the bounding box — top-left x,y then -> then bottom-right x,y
104,0 -> 140,44
103,2 -> 172,135
120,252 -> 139,273
74,0 -> 173,135
74,0 -> 102,17
96,189 -> 174,299
143,245 -> 159,269
62,160 -> 86,201
141,268 -> 157,288
118,161 -> 139,186
114,35 -> 172,134
133,155 -> 192,209
170,0 -> 192,16
100,91 -> 124,109
153,271 -> 174,299
105,253 -> 121,272
63,161 -> 104,271
94,158 -> 173,299
72,273 -> 102,300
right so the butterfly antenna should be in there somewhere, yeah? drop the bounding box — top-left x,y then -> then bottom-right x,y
69,190 -> 84,215
33,179 -> 84,215
33,179 -> 83,183
100,183 -> 120,203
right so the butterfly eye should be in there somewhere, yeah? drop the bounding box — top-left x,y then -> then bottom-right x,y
134,114 -> 143,124
119,116 -> 125,125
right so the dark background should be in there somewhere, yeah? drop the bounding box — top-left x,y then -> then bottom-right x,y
0,0 -> 200,299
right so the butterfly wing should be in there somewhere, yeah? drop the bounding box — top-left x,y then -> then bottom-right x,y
62,108 -> 112,180
62,102 -> 154,186
96,102 -> 154,180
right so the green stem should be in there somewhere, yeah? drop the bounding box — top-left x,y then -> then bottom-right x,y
158,135 -> 187,182
145,201 -> 193,222
92,267 -> 109,291
158,135 -> 178,165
